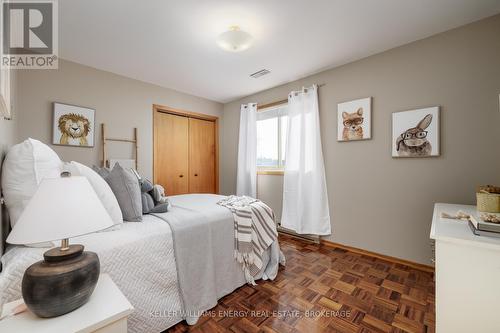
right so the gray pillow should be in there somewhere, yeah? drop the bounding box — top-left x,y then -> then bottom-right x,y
92,165 -> 110,179
105,164 -> 142,222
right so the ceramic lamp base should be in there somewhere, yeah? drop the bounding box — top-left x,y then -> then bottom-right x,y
22,244 -> 100,318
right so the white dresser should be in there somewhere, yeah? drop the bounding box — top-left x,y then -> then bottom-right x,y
431,203 -> 500,333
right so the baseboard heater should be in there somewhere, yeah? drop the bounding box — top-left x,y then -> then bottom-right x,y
277,224 -> 320,244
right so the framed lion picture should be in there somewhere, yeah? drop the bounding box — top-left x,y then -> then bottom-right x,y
53,103 -> 95,147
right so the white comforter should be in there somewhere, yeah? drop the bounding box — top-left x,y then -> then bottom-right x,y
0,215 -> 184,332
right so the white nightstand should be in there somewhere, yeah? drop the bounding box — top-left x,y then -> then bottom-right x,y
0,274 -> 134,333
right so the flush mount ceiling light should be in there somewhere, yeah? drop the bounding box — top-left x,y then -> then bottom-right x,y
216,26 -> 253,52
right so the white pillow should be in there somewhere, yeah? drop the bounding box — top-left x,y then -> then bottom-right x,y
69,161 -> 123,226
1,138 -> 62,228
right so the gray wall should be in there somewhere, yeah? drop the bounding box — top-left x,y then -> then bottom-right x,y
0,116 -> 15,257
0,71 -> 17,150
0,116 -> 16,152
221,15 -> 500,264
0,72 -> 18,257
15,60 -> 223,180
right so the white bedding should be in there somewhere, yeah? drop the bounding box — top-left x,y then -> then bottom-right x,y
0,194 -> 283,333
0,215 -> 184,332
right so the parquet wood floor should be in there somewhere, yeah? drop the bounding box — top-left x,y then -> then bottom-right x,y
166,234 -> 435,333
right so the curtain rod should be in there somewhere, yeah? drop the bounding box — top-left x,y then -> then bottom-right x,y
289,83 -> 325,96
257,83 -> 326,110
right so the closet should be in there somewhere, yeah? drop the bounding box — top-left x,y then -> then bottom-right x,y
153,105 -> 218,195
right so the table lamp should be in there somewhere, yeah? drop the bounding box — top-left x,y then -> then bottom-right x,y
6,173 -> 114,318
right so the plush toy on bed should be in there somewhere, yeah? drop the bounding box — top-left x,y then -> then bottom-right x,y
140,179 -> 170,214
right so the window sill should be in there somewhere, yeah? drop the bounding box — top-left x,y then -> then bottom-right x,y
257,170 -> 284,176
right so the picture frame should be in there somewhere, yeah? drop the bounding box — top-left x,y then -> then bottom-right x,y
392,106 -> 440,158
337,97 -> 372,141
52,102 -> 95,147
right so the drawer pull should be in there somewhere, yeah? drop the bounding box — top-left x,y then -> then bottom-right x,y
194,174 -> 198,177
179,175 -> 184,178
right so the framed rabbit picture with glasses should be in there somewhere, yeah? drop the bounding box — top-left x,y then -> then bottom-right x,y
392,106 -> 440,157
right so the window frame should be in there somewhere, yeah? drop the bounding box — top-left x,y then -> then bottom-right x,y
256,102 -> 288,173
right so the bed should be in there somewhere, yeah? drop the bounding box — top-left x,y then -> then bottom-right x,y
0,194 -> 284,332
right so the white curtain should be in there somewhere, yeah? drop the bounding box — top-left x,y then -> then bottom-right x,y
281,85 -> 331,235
236,103 -> 257,197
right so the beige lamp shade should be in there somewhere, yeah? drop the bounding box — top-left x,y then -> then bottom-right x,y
7,176 -> 114,245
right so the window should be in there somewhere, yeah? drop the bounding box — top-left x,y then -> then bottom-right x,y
256,104 -> 288,169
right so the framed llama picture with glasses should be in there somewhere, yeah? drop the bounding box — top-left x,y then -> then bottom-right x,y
337,97 -> 372,141
392,106 -> 440,157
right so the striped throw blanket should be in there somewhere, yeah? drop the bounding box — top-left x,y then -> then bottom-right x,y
217,195 -> 278,285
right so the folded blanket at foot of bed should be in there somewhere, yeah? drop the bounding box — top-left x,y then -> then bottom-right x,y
217,195 -> 278,285
153,194 -> 284,325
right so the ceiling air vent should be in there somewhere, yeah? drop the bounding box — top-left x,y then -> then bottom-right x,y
250,69 -> 271,78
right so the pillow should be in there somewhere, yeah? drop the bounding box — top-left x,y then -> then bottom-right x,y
1,138 -> 62,228
105,164 -> 142,222
92,165 -> 110,179
70,161 -> 123,226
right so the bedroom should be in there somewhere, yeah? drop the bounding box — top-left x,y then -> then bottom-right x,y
0,0 -> 500,332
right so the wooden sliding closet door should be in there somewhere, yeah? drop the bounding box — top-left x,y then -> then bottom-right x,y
154,105 -> 218,196
154,112 -> 189,195
189,118 -> 216,193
